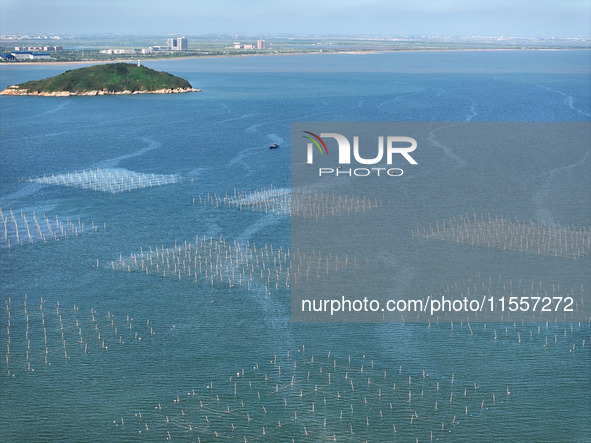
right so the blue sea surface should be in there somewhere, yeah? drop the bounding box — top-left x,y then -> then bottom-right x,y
0,50 -> 590,442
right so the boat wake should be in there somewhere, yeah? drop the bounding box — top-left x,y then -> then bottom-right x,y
532,151 -> 590,224
427,123 -> 467,170
95,137 -> 162,169
535,84 -> 591,118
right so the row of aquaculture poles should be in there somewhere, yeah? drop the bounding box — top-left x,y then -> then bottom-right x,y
29,168 -> 181,194
402,273 -> 588,322
106,235 -> 358,294
412,212 -> 591,259
116,347 -> 512,442
0,207 -> 102,249
3,294 -> 154,375
4,167 -> 184,248
420,273 -> 588,351
194,186 -> 385,219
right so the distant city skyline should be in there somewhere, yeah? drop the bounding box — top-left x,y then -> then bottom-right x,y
1,0 -> 589,38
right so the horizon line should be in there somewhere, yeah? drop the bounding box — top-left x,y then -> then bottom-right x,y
1,32 -> 590,40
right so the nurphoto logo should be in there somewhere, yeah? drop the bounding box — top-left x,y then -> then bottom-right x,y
303,131 -> 418,177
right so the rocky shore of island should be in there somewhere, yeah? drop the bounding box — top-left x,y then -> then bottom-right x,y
0,85 -> 200,96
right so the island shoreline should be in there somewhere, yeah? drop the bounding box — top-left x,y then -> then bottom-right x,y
0,86 -> 200,96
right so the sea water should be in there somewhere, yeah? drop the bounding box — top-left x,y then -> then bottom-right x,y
0,50 -> 589,442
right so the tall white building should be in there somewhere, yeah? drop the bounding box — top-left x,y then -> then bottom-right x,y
167,37 -> 188,51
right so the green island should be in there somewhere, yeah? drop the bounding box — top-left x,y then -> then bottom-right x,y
0,62 -> 199,96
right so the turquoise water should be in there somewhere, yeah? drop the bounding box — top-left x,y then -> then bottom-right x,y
0,50 -> 590,442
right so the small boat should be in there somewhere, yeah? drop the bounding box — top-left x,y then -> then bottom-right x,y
269,143 -> 279,149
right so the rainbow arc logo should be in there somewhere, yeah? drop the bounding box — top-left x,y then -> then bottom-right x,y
303,131 -> 328,156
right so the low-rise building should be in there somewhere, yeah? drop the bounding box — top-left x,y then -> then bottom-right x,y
99,49 -> 136,55
234,43 -> 255,50
10,51 -> 51,60
15,45 -> 62,52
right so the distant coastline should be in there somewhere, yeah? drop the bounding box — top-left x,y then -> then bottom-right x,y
0,47 -> 585,67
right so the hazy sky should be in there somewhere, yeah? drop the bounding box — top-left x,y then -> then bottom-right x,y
1,0 -> 589,37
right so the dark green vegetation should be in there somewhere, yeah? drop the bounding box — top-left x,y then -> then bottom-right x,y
15,63 -> 193,93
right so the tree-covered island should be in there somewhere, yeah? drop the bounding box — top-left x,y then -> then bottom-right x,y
0,62 -> 199,96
